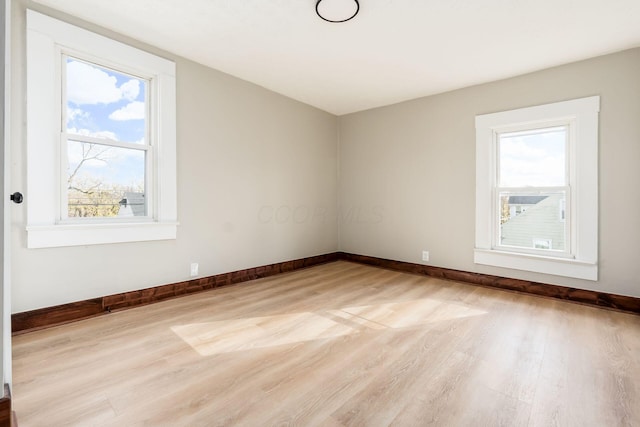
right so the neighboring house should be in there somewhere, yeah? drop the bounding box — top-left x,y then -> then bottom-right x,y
507,195 -> 548,218
501,193 -> 565,250
118,192 -> 146,217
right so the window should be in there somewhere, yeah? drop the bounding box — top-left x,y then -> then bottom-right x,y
26,10 -> 177,248
497,126 -> 568,255
64,57 -> 149,219
475,97 -> 599,280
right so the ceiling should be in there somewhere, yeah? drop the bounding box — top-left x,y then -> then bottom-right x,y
31,0 -> 640,115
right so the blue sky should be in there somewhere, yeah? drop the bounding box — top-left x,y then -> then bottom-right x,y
66,58 -> 147,189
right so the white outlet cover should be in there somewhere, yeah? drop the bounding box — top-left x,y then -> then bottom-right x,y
422,251 -> 429,262
190,263 -> 199,277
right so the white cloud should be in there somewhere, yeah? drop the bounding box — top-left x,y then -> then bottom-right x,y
66,60 -> 142,105
500,141 -> 564,187
109,101 -> 145,121
67,127 -> 118,141
499,133 -> 566,187
120,79 -> 140,101
67,107 -> 89,122
67,61 -> 121,105
500,157 -> 565,187
500,140 -> 546,160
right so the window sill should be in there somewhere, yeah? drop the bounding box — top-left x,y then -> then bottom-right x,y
474,248 -> 597,281
26,222 -> 178,248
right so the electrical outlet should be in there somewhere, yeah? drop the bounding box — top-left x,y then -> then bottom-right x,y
190,262 -> 199,277
422,251 -> 429,262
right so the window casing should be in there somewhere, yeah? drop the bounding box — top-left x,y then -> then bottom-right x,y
475,97 -> 599,281
26,10 -> 177,248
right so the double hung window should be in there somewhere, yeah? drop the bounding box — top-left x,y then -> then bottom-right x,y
64,57 -> 149,220
26,10 -> 177,248
475,97 -> 599,280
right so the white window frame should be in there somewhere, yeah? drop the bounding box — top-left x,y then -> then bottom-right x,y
475,96 -> 599,281
26,10 -> 177,248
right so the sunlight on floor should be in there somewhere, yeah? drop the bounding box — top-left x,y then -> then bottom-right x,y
338,298 -> 487,329
171,298 -> 487,356
171,311 -> 355,356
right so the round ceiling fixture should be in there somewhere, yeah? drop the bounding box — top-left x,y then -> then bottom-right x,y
316,0 -> 360,23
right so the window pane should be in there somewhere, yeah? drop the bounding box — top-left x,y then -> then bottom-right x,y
499,192 -> 566,251
66,57 -> 147,144
67,140 -> 146,218
498,126 -> 566,187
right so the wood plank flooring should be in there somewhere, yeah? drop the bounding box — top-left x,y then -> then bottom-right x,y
12,261 -> 640,426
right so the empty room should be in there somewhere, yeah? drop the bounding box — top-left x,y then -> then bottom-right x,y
1,0 -> 639,426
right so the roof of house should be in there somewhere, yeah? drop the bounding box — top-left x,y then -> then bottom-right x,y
508,195 -> 548,205
119,192 -> 145,217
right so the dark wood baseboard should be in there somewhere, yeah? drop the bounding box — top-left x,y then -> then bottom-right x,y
11,252 -> 339,334
12,251 -> 639,334
0,384 -> 11,427
339,252 -> 640,315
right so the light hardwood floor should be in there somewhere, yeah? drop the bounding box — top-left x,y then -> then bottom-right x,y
12,261 -> 640,426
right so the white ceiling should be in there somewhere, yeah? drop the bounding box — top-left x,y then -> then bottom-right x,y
32,0 -> 640,115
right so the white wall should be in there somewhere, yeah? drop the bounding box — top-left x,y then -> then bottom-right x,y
339,48 -> 640,298
11,3 -> 338,312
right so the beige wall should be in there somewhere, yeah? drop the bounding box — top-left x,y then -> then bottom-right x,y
11,3 -> 338,312
339,48 -> 640,298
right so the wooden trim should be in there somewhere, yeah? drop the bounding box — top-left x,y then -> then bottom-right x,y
12,250 -> 639,335
11,253 -> 339,334
11,299 -> 103,334
0,384 -> 11,427
339,252 -> 640,315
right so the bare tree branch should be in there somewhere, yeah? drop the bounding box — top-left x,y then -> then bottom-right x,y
68,183 -> 100,194
67,143 -> 111,186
